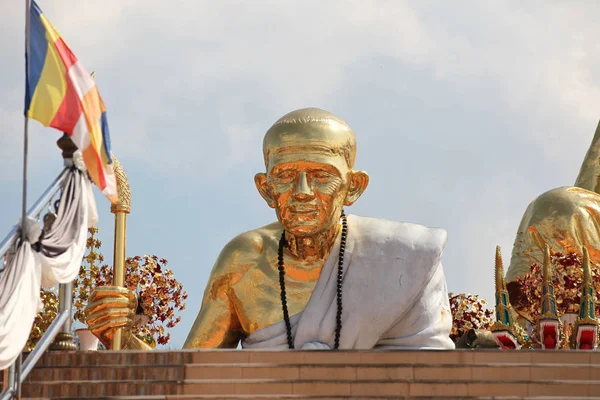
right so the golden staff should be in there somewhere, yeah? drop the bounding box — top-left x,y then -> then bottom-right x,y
110,156 -> 130,350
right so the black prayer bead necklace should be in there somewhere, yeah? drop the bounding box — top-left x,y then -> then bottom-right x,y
277,210 -> 347,350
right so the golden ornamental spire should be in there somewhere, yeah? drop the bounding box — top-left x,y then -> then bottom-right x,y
495,245 -> 505,293
570,246 -> 598,349
574,120 -> 600,193
538,244 -> 561,349
491,245 -> 526,349
583,246 -> 592,284
110,156 -> 131,215
542,245 -> 551,284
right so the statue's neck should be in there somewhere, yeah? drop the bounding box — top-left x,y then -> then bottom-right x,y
285,224 -> 340,260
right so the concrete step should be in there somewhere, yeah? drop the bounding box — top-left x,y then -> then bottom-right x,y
30,349 -> 600,368
17,350 -> 600,399
25,362 -> 600,382
21,378 -> 600,398
43,397 -> 600,400
26,363 -> 185,381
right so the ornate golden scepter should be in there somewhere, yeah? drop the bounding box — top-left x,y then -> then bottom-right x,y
110,156 -> 130,350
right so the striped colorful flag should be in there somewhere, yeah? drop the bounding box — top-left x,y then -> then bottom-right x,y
25,0 -> 118,203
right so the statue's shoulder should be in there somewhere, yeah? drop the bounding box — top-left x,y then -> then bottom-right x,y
346,215 -> 447,295
213,222 -> 281,271
348,214 -> 447,259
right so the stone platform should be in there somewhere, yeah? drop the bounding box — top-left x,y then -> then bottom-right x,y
2,349 -> 600,399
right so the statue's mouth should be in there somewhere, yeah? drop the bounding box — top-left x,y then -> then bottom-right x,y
289,207 -> 318,215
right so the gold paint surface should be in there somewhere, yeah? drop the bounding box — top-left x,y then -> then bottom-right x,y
110,156 -> 130,350
85,286 -> 151,350
506,121 -> 600,322
506,186 -> 600,283
184,108 -> 369,348
110,156 -> 131,214
83,108 -> 369,349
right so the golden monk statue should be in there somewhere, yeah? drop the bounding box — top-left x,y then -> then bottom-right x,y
506,121 -> 600,321
86,108 -> 454,350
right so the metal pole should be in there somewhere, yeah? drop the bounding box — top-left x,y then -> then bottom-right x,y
22,0 -> 31,244
49,281 -> 77,351
14,357 -> 20,400
12,0 -> 32,397
0,168 -> 69,262
6,362 -> 16,398
21,311 -> 69,381
48,138 -> 79,352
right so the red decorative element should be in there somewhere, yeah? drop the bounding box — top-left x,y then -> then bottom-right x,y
542,324 -> 558,349
577,328 -> 596,350
493,332 -> 518,350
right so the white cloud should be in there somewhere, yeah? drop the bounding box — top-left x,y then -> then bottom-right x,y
2,0 -> 599,169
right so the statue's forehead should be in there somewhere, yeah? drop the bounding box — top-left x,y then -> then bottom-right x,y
267,146 -> 348,172
263,109 -> 357,170
264,122 -> 354,149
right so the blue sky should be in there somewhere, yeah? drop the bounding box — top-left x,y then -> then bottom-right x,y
1,0 -> 600,348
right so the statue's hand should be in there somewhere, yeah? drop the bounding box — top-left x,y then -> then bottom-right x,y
300,341 -> 331,350
85,286 -> 137,348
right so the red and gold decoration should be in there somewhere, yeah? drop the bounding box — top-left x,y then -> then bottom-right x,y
73,227 -> 103,325
570,247 -> 598,350
537,245 -> 562,350
25,288 -> 59,351
29,227 -> 187,348
514,247 -> 600,346
94,254 -> 188,346
491,246 -> 527,349
448,293 -> 494,343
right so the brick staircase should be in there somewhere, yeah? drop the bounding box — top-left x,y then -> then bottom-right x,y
4,350 -> 600,399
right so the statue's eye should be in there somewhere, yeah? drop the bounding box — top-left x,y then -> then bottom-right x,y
276,171 -> 295,181
313,171 -> 332,182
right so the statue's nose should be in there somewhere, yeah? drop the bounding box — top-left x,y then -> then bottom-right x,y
292,172 -> 314,201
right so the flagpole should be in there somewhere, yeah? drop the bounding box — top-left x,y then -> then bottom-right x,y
22,0 -> 31,242
10,0 -> 33,397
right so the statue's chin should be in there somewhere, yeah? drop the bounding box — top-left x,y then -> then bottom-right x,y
282,223 -> 323,237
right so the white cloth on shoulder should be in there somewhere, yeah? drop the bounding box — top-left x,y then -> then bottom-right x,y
242,214 -> 455,350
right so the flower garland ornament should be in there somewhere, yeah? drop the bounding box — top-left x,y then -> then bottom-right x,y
26,288 -> 58,350
95,254 -> 188,345
448,293 -> 494,343
72,227 -> 103,325
71,227 -> 186,346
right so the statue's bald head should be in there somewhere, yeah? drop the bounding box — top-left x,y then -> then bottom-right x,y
256,108 -> 368,234
262,108 -> 357,170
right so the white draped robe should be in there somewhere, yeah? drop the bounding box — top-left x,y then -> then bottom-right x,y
242,215 -> 455,350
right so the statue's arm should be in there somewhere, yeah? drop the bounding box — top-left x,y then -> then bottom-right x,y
183,236 -> 252,348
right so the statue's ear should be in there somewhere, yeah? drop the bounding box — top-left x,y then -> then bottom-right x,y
254,173 -> 276,208
344,170 -> 369,206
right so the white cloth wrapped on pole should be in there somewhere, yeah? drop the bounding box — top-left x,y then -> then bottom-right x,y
40,177 -> 97,287
0,169 -> 98,370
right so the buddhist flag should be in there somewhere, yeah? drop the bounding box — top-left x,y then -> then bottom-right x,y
25,0 -> 118,203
